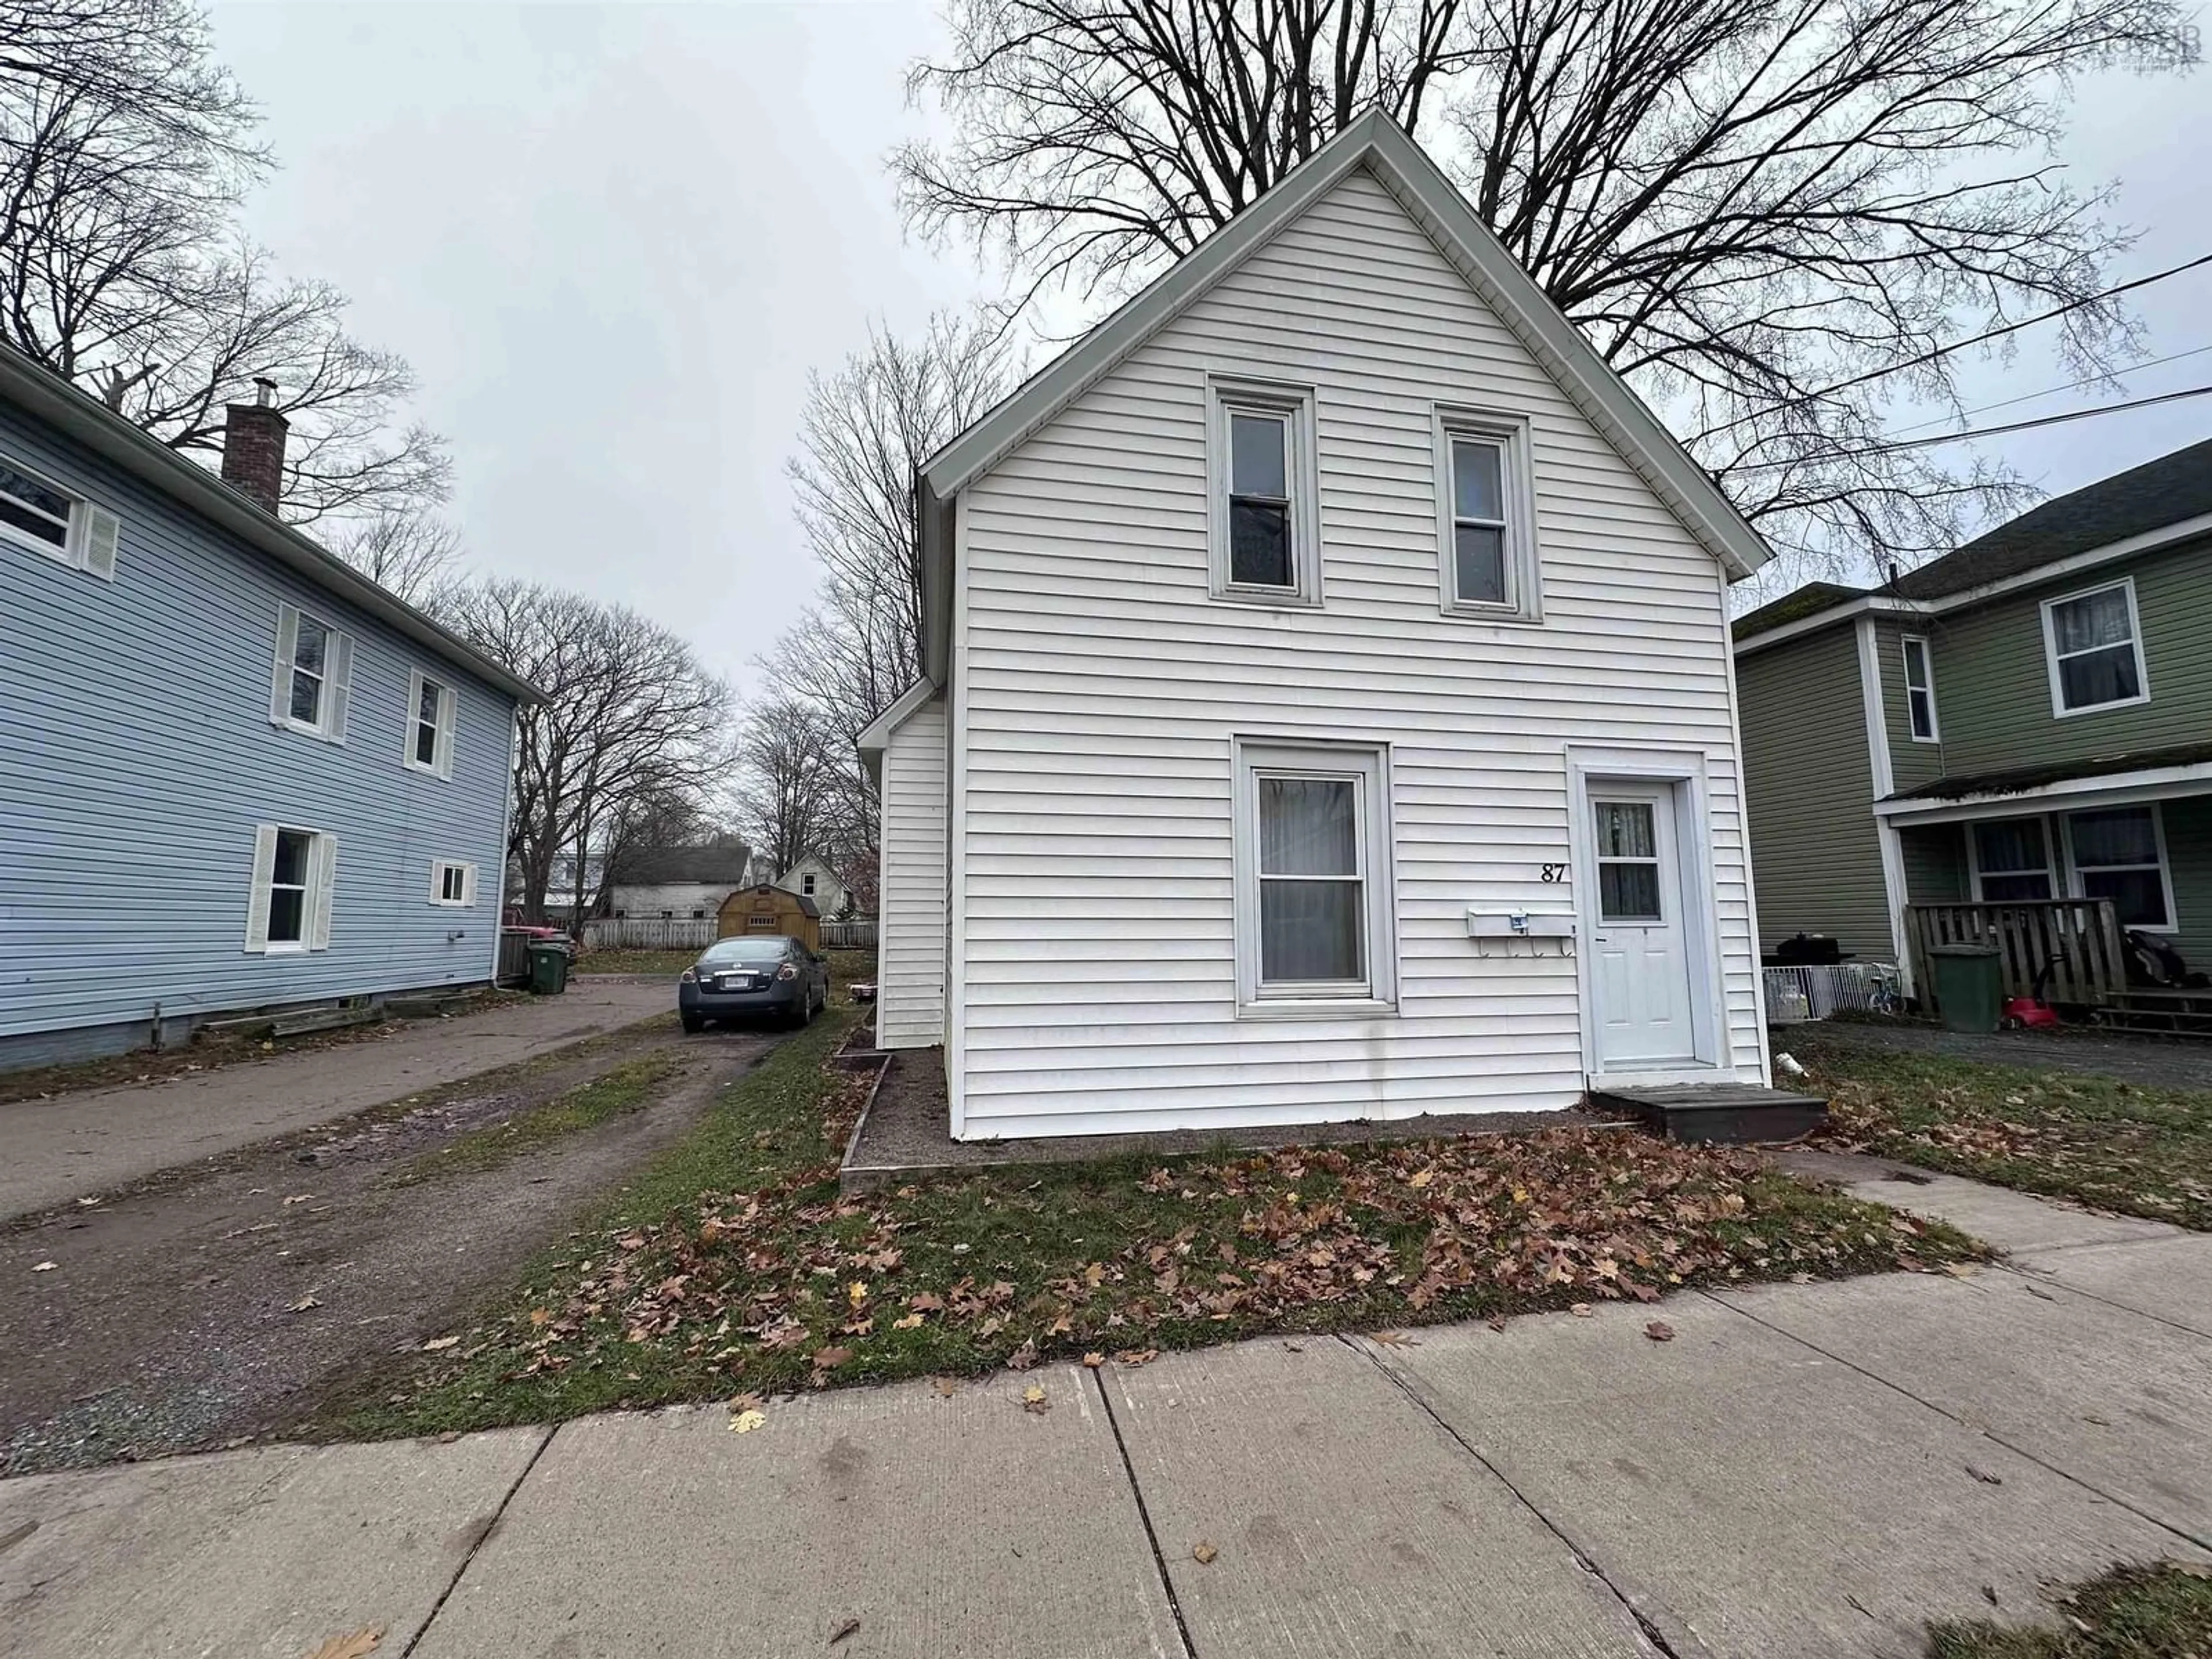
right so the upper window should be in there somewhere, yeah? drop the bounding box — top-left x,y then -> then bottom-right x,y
1900,635 -> 1938,741
245,824 -> 335,953
1233,739 -> 1395,1013
1433,410 -> 1539,620
0,453 -> 120,579
406,669 -> 457,779
269,603 -> 353,743
2042,579 -> 2147,716
2065,806 -> 2173,930
1207,379 -> 1320,607
801,871 -> 817,896
1971,818 -> 2053,903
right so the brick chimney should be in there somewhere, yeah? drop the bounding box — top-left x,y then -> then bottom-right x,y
221,377 -> 288,512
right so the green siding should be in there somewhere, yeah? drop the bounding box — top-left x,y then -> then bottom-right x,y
2157,794 -> 2212,968
1737,622 -> 1891,956
1899,537 -> 2212,776
1899,823 -> 1967,903
1874,619 -> 1946,791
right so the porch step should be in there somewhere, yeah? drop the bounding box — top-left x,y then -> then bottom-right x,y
1592,1082 -> 1828,1146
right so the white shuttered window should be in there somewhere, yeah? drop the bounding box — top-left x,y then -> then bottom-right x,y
244,824 -> 337,953
269,603 -> 354,743
404,669 -> 459,778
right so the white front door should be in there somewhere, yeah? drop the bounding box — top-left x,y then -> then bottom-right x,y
1588,785 -> 1697,1068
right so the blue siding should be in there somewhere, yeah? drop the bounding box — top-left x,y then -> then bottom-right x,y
0,403 -> 516,1044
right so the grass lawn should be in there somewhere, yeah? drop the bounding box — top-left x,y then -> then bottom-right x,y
1926,1563 -> 2212,1657
338,1007 -> 1979,1440
1802,1035 -> 2212,1231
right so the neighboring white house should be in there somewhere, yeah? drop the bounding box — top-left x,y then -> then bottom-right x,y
605,842 -> 753,921
776,853 -> 855,919
859,112 -> 1775,1142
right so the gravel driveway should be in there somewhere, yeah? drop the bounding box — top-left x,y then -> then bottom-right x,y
0,977 -> 673,1223
0,1020 -> 778,1475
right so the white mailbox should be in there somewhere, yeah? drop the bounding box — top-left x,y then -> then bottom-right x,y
1465,909 -> 1576,957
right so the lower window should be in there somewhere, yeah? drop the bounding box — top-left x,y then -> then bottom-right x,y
1234,740 -> 1395,1010
431,859 -> 478,907
2066,806 -> 2172,929
1971,819 -> 2053,903
247,824 -> 335,953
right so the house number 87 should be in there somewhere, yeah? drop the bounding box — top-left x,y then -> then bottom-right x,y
1540,863 -> 1567,883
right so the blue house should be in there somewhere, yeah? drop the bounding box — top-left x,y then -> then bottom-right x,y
0,351 -> 540,1069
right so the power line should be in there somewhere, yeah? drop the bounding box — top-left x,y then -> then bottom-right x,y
1885,342 -> 2212,438
1727,381 -> 2212,473
1707,249 -> 2212,435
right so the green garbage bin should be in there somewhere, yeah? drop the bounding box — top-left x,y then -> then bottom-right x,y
528,942 -> 570,995
1927,942 -> 2002,1033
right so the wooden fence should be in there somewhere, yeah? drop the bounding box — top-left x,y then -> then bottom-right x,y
576,916 -> 878,953
580,917 -> 716,952
1903,899 -> 2125,1010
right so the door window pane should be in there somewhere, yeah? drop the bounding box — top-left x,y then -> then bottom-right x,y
1594,802 -> 1656,859
1599,862 -> 1662,922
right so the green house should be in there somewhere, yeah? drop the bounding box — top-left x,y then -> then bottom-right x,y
1734,438 -> 2212,1000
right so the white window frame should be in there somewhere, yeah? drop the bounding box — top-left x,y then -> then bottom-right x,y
1900,634 -> 1939,742
1966,815 -> 2055,904
1231,737 -> 1396,1018
244,823 -> 336,955
1206,376 -> 1322,608
2040,577 -> 2149,718
802,870 -> 817,896
1431,407 -> 1540,622
2059,803 -> 2177,934
404,668 -> 458,779
268,601 -> 353,744
0,450 -> 120,579
430,859 -> 478,908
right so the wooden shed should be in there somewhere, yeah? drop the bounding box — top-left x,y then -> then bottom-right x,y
717,884 -> 821,951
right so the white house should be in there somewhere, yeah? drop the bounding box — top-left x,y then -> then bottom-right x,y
776,853 -> 855,919
605,842 -> 753,920
859,112 -> 1775,1142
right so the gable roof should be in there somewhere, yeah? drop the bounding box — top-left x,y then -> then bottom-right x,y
606,842 -> 751,886
1889,436 -> 2212,601
912,111 -> 1768,680
0,345 -> 542,704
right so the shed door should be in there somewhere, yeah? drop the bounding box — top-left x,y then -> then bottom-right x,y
1588,787 -> 1697,1067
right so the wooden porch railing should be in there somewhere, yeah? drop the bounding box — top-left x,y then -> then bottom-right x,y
1903,899 -> 2125,1010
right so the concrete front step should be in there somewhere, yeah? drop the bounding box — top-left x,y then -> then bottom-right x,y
1592,1082 -> 1828,1145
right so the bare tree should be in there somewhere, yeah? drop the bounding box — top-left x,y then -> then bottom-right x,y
435,579 -> 734,923
330,507 -> 463,604
733,695 -> 847,884
768,312 -> 1011,859
0,1 -> 451,521
897,0 -> 2194,567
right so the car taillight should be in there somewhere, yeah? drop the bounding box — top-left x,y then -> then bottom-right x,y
679,968 -> 697,983
776,962 -> 798,980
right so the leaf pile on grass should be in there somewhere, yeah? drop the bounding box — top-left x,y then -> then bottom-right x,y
1806,1040 -> 2212,1231
1925,1562 -> 2212,1658
356,1017 -> 1978,1437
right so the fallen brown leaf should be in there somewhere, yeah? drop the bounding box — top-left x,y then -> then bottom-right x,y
1021,1384 -> 1049,1414
1643,1321 -> 1676,1343
931,1377 -> 960,1397
420,1335 -> 460,1351
1369,1330 -> 1418,1348
891,1313 -> 925,1331
1082,1351 -> 1106,1368
1113,1347 -> 1160,1366
289,1294 -> 322,1313
828,1615 -> 861,1645
729,1410 -> 766,1434
1570,1304 -> 1594,1319
303,1628 -> 383,1659
812,1346 -> 853,1372
1192,1541 -> 1219,1565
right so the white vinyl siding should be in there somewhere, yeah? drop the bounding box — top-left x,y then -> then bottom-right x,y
877,696 -> 949,1049
269,601 -> 353,743
949,164 -> 1763,1139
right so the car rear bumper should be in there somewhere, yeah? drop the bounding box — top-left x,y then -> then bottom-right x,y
680,980 -> 802,1018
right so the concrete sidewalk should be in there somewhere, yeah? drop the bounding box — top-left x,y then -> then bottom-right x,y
5,1169 -> 2208,1659
0,978 -> 670,1222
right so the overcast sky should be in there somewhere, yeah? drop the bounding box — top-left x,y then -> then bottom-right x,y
210,2 -> 2209,687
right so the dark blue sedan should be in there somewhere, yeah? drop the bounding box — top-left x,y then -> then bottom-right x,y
679,934 -> 828,1032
